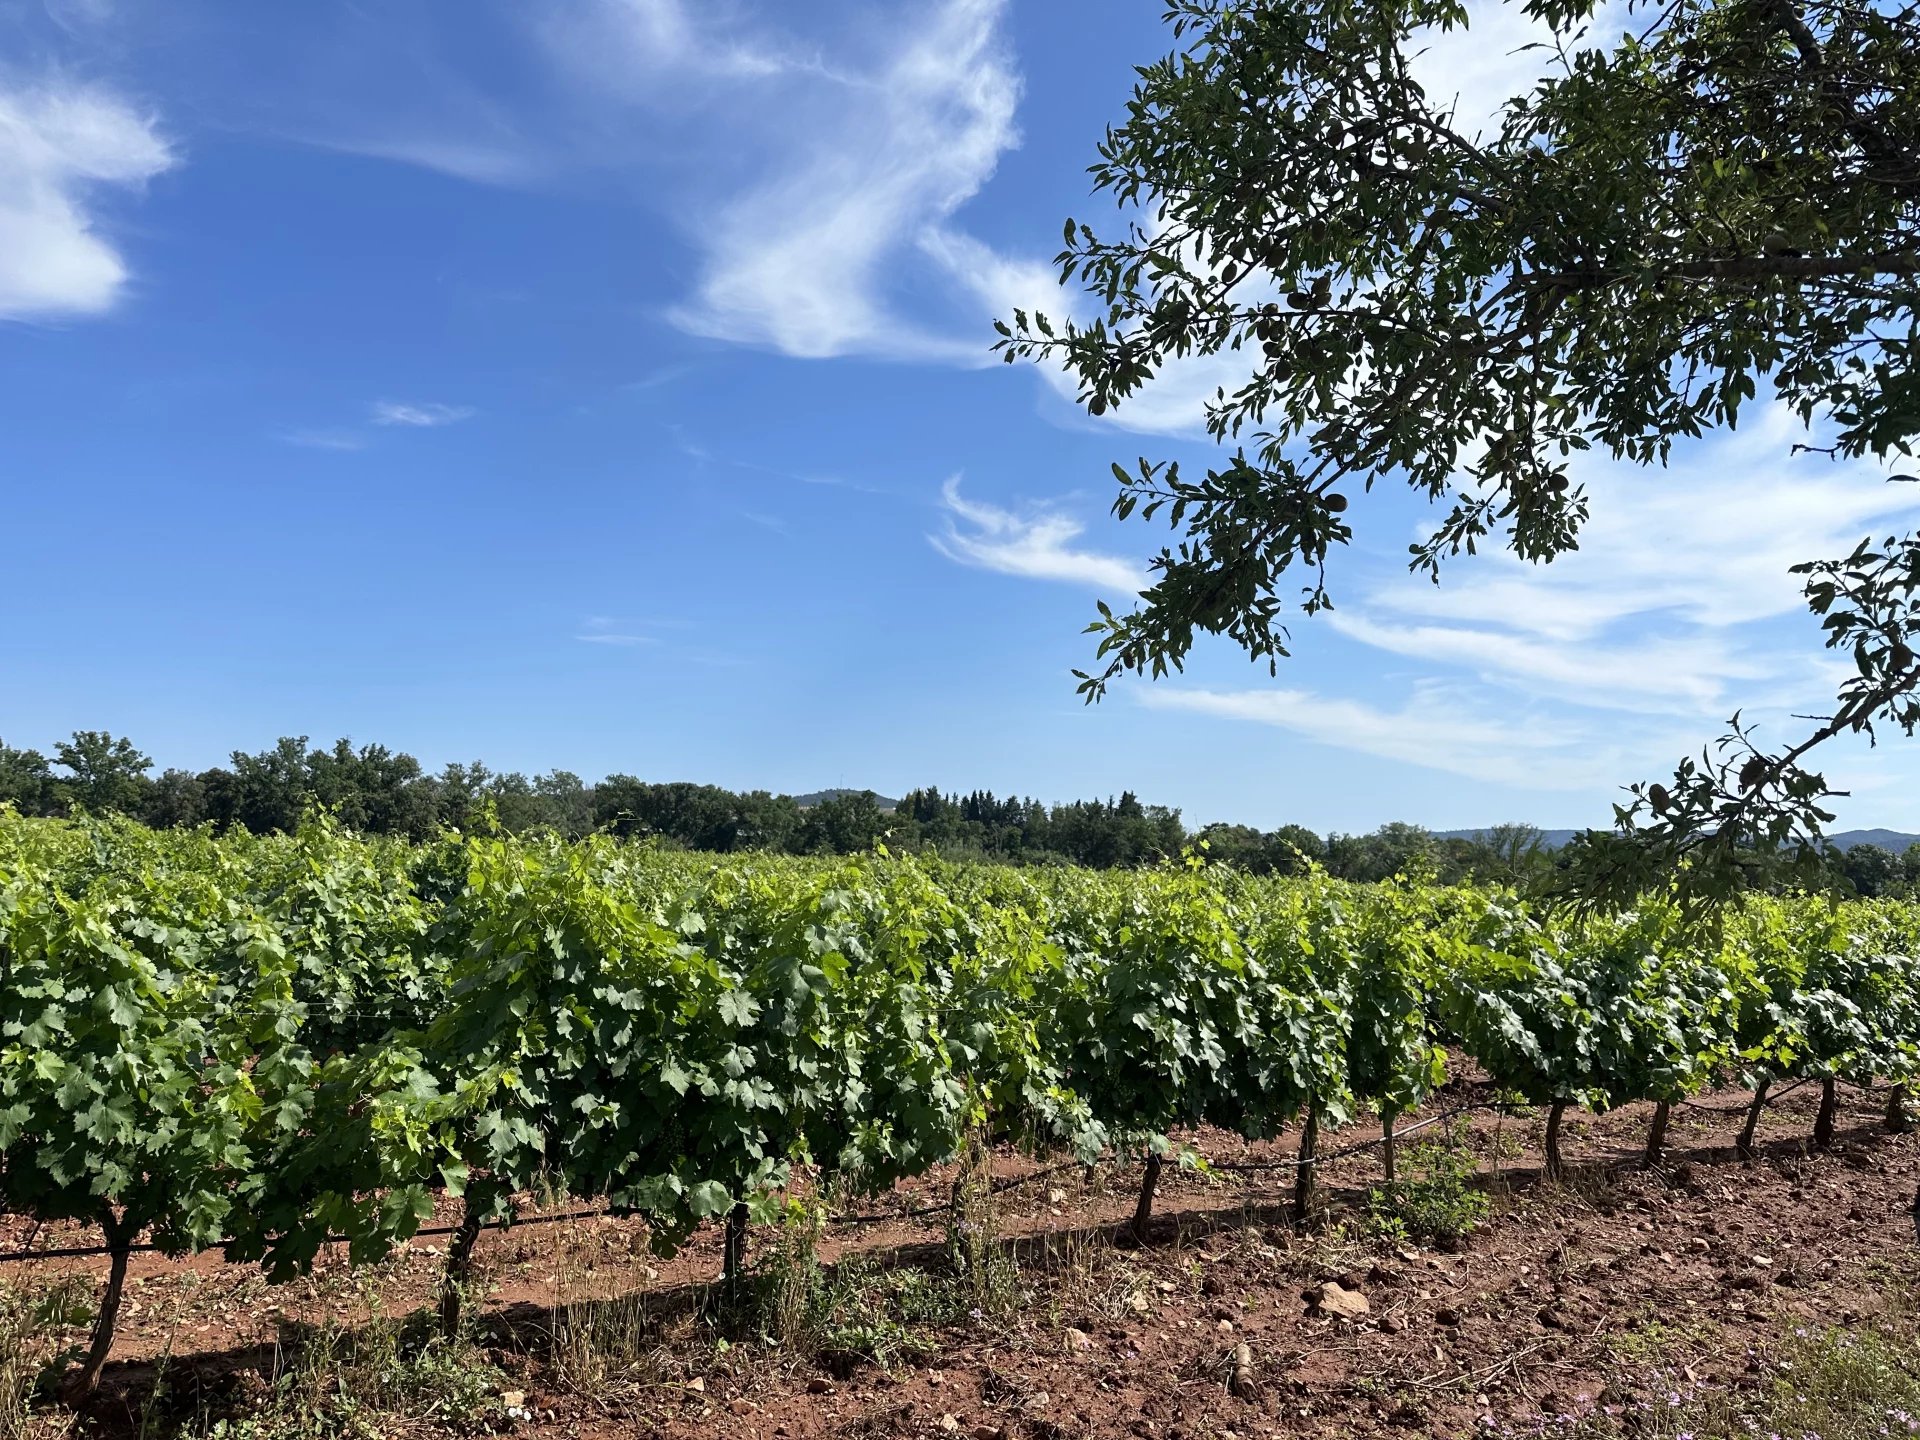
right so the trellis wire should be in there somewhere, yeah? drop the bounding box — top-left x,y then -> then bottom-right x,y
0,1077 -> 1887,1265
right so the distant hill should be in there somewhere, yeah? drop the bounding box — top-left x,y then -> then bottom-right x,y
791,788 -> 899,811
1440,826 -> 1920,853
1826,828 -> 1920,853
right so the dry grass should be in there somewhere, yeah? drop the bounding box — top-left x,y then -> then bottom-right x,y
0,1277 -> 88,1440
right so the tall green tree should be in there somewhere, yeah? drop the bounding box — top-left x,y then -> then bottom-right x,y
1327,822 -> 1435,883
142,769 -> 210,829
998,0 -> 1920,902
52,731 -> 152,816
230,737 -> 314,834
1843,840 -> 1905,896
0,740 -> 54,815
798,790 -> 895,855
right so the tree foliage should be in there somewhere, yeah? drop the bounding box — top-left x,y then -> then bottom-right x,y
996,0 -> 1920,905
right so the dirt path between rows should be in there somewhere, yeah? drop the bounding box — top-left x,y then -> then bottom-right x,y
6,1079 -> 1912,1439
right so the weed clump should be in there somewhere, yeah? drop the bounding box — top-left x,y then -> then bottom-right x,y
1365,1126 -> 1490,1248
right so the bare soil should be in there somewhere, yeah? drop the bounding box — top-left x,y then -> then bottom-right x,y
6,1077 -> 1913,1439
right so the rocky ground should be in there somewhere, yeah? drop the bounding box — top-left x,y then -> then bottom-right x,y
4,1077 -> 1914,1439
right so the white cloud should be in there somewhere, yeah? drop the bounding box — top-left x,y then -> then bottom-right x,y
372,400 -> 475,427
1329,406 -> 1920,728
933,206 -> 1293,438
1407,0 -> 1634,137
917,228 -> 1058,322
620,363 -> 694,393
0,79 -> 175,321
576,615 -> 691,647
43,0 -> 118,33
540,0 -> 817,85
1138,682 -> 1632,790
325,136 -> 536,187
931,476 -> 1146,594
576,631 -> 658,646
281,428 -> 366,452
1137,408 -> 1920,796
1369,408 -> 1918,643
189,0 -> 1028,367
1327,613 -> 1772,717
663,0 -> 1022,362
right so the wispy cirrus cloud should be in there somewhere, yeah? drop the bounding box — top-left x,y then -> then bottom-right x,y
660,0 -> 1022,362
359,0 -> 1028,365
674,429 -> 891,495
575,615 -> 695,647
372,400 -> 475,427
537,0 -> 825,86
1325,613 -> 1774,718
1126,409 -> 1920,796
574,615 -> 661,646
0,78 -> 175,321
1407,0 -> 1635,137
619,362 -> 695,393
108,0 -> 1037,367
931,476 -> 1145,594
280,427 -> 366,452
575,631 -> 657,646
1338,407 -> 1920,721
1137,681 -> 1626,790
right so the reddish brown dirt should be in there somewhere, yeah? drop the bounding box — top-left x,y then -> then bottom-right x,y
7,1078 -> 1914,1439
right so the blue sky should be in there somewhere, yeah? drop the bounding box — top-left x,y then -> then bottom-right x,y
4,0 -> 1919,835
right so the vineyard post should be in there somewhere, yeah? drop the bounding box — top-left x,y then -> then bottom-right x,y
69,1208 -> 137,1397
1292,1108 -> 1319,1231
1642,1101 -> 1671,1169
1381,1109 -> 1396,1186
1543,1100 -> 1568,1181
1813,1078 -> 1837,1149
1738,1078 -> 1770,1161
1131,1150 -> 1162,1244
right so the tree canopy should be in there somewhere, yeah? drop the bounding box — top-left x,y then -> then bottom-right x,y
997,0 -> 1920,905
0,728 -> 1675,888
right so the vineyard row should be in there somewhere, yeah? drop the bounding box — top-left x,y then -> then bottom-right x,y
1,812 -> 1915,1392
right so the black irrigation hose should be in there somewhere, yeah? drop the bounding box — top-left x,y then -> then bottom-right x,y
826,1159 -> 1086,1228
0,1160 -> 1101,1262
0,1075 -> 1900,1263
0,1157 -> 1092,1261
0,1207 -> 610,1267
1210,1100 -> 1511,1173
1675,1077 -> 1814,1115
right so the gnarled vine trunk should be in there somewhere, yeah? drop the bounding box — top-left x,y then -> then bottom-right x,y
1643,1100 -> 1671,1168
1544,1100 -> 1568,1181
1131,1150 -> 1162,1244
1738,1078 -> 1770,1161
1293,1108 -> 1319,1232
1813,1077 -> 1837,1149
1888,1085 -> 1911,1134
723,1202 -> 751,1299
438,1192 -> 486,1339
70,1210 -> 136,1398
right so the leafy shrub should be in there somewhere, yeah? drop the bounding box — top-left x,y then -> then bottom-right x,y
1366,1128 -> 1490,1247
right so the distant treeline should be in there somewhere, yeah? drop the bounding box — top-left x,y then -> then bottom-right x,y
5,730 -> 1917,894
